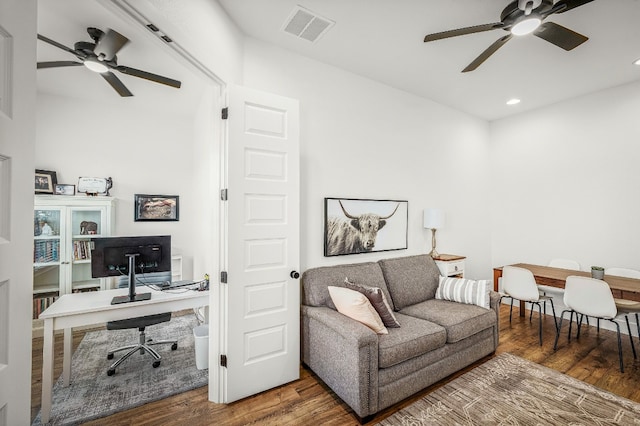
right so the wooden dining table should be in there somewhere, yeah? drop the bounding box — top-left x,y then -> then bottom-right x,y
493,263 -> 640,317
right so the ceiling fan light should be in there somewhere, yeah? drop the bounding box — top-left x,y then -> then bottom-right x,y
511,17 -> 542,36
83,59 -> 109,73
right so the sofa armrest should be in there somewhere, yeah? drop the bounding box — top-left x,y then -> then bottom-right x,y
489,290 -> 501,347
301,305 -> 379,418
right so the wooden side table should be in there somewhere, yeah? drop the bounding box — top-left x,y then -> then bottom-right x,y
433,254 -> 466,278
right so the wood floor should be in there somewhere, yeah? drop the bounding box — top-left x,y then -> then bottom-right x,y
31,305 -> 640,425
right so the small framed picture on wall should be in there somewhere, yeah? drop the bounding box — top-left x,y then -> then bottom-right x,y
134,194 -> 179,221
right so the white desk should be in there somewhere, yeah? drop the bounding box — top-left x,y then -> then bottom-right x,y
39,287 -> 209,424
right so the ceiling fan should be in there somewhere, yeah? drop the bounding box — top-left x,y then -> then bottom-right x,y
37,27 -> 182,97
423,0 -> 594,73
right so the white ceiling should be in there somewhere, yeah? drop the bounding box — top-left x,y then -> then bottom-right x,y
37,0 -> 205,117
37,1 -> 640,122
218,0 -> 640,121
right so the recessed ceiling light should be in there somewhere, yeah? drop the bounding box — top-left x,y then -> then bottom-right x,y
506,98 -> 521,105
634,58 -> 640,66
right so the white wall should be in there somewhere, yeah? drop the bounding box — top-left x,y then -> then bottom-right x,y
491,80 -> 640,333
243,38 -> 494,279
490,80 -> 640,272
132,0 -> 244,86
36,92 -> 200,279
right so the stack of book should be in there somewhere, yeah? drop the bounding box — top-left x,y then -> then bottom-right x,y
34,240 -> 60,263
73,240 -> 93,260
33,294 -> 58,319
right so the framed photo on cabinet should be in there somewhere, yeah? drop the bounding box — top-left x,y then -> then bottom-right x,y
35,169 -> 57,194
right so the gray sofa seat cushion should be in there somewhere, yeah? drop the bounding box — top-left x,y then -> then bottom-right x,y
378,313 -> 446,369
302,262 -> 394,310
378,255 -> 440,310
399,299 -> 496,343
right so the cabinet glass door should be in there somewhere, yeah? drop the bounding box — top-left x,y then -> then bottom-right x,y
69,208 -> 104,293
34,209 -> 62,317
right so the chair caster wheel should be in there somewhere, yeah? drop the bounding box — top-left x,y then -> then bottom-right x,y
107,369 -> 115,376
153,361 -> 161,368
107,353 -> 114,360
171,343 -> 178,350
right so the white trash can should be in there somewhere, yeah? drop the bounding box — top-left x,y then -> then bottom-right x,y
193,324 -> 209,370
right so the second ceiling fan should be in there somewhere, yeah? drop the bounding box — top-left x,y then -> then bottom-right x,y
423,0 -> 594,72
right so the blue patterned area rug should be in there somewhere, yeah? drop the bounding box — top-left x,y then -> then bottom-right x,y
376,353 -> 640,425
33,314 -> 208,425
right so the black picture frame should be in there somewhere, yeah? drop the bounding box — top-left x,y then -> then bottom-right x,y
54,184 -> 76,196
324,197 -> 408,257
134,194 -> 179,221
35,169 -> 57,194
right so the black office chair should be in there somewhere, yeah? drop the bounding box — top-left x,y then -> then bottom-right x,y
106,312 -> 178,376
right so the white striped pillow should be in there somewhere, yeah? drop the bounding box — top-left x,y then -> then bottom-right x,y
435,276 -> 491,309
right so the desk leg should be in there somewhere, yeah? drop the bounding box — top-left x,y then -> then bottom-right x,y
63,328 -> 72,386
41,319 -> 54,424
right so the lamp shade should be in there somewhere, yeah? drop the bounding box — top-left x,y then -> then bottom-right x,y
423,208 -> 445,229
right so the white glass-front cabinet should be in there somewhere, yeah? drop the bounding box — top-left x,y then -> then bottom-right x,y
33,195 -> 116,320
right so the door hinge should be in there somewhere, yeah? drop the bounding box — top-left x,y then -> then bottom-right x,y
221,107 -> 228,120
220,271 -> 228,283
220,354 -> 227,367
220,188 -> 228,201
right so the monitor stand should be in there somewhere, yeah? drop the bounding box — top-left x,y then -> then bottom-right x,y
110,253 -> 151,305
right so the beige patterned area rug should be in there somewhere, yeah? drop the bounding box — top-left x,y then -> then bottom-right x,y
32,314 -> 208,426
377,353 -> 640,425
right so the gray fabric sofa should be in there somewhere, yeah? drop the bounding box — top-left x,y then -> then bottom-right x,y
301,254 -> 500,420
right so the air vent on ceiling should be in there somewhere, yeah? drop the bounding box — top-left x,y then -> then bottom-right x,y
282,6 -> 334,43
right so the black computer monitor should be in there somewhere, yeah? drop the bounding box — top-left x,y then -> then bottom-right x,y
91,235 -> 171,305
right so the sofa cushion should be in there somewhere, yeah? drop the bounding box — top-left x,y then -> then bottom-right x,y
328,286 -> 388,334
344,278 -> 400,328
378,255 -> 440,310
436,276 -> 491,309
302,262 -> 394,310
378,313 -> 446,368
399,299 -> 497,343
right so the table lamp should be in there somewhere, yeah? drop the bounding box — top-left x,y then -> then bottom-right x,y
424,208 -> 445,258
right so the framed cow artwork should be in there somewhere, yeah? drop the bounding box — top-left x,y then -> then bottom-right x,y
324,197 -> 408,257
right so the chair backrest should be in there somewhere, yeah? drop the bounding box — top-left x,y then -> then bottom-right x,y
502,266 -> 540,301
605,267 -> 640,279
548,258 -> 581,270
564,275 -> 617,319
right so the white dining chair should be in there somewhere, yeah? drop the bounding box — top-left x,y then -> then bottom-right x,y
548,259 -> 582,270
554,275 -> 628,372
606,267 -> 640,350
501,266 -> 557,346
538,259 -> 581,316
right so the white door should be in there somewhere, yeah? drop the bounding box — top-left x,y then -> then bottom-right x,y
0,3 -> 37,424
223,86 -> 300,401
